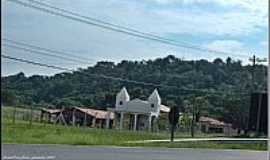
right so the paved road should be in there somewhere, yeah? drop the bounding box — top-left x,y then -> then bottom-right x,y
2,144 -> 268,160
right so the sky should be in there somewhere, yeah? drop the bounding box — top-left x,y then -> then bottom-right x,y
2,0 -> 268,76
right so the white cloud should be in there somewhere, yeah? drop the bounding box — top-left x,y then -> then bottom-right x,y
145,0 -> 267,35
204,40 -> 247,57
146,0 -> 179,4
73,0 -> 267,36
204,39 -> 268,61
260,41 -> 268,48
3,0 -> 267,75
149,0 -> 267,14
149,10 -> 265,36
26,0 -> 266,38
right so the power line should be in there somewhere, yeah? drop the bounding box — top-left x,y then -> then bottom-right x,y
7,0 -> 249,58
3,60 -> 80,65
2,54 -> 74,72
2,39 -> 221,86
3,38 -> 96,64
2,54 -> 249,95
3,43 -> 95,65
8,0 -> 194,51
24,0 -> 232,57
1,54 -> 172,88
2,39 -> 253,95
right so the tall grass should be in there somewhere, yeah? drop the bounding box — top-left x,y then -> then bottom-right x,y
2,118 -> 167,145
2,118 -> 267,150
126,141 -> 267,151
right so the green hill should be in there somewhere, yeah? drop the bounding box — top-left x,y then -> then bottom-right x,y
1,55 -> 267,130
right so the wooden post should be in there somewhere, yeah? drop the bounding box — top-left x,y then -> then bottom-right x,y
55,112 -> 67,126
106,112 -> 110,129
29,106 -> 33,127
128,114 -> 132,130
48,114 -> 52,123
256,94 -> 263,136
92,117 -> 96,128
112,112 -> 117,129
133,114 -> 138,131
43,112 -> 46,127
40,110 -> 44,123
120,112 -> 124,130
84,112 -> 87,127
61,112 -> 67,126
148,115 -> 152,132
12,105 -> 17,124
72,109 -> 76,126
191,97 -> 195,138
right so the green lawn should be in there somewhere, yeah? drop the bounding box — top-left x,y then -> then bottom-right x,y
1,118 -> 267,150
1,106 -> 226,139
126,141 -> 267,151
2,106 -> 41,121
2,118 -> 168,145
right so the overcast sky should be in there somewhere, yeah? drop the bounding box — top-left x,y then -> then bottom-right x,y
2,0 -> 268,76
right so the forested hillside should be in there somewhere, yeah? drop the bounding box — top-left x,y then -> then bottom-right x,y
1,55 -> 267,129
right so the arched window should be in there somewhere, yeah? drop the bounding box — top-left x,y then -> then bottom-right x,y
151,103 -> 155,108
119,101 -> 123,105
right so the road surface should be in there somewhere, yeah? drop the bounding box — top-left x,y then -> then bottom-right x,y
2,144 -> 268,160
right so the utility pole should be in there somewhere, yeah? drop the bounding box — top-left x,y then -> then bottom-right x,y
169,106 -> 180,142
249,55 -> 256,92
191,60 -> 197,138
248,55 -> 267,92
191,108 -> 195,137
248,55 -> 267,136
191,96 -> 196,138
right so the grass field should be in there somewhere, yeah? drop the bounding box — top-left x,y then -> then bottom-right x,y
1,106 -> 225,138
1,118 -> 267,150
2,106 -> 41,121
126,141 -> 267,151
2,118 -> 168,145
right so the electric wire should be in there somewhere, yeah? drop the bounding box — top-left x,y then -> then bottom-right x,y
2,54 -> 249,95
6,0 -> 249,58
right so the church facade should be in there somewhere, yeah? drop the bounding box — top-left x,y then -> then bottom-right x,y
106,87 -> 170,131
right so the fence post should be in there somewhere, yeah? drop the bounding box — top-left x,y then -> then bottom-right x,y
12,105 -> 17,124
29,106 -> 33,127
84,112 -> 87,127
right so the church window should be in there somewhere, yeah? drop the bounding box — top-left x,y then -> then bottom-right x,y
119,101 -> 123,105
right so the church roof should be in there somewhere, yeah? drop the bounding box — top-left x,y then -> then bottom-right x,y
117,87 -> 130,101
148,89 -> 161,102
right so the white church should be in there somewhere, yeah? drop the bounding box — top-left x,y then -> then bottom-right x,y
107,87 -> 170,131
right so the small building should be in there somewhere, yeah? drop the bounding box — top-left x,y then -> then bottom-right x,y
107,87 -> 170,131
41,107 -> 114,128
40,108 -> 63,123
199,116 -> 235,136
61,107 -> 114,128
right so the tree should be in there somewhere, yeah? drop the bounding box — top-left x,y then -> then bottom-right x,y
213,58 -> 224,66
226,57 -> 232,66
1,55 -> 265,131
180,112 -> 192,131
53,98 -> 82,109
221,94 -> 249,135
185,96 -> 209,137
1,90 -> 18,106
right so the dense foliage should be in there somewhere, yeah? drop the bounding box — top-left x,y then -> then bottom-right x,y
1,55 -> 267,130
